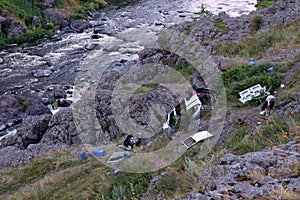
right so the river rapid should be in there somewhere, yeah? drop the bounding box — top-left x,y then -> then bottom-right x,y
0,0 -> 257,138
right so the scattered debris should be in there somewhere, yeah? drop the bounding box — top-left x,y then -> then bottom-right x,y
267,66 -> 274,73
79,152 -> 87,160
92,149 -> 106,156
119,135 -> 140,150
239,84 -> 270,104
114,168 -> 120,175
163,104 -> 181,131
107,151 -> 127,163
123,151 -> 131,158
182,131 -> 213,148
260,95 -> 275,116
248,58 -> 256,67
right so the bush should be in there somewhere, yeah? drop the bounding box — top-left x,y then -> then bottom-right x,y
214,19 -> 229,34
255,0 -> 277,9
223,63 -> 281,104
0,26 -> 54,49
250,16 -> 263,34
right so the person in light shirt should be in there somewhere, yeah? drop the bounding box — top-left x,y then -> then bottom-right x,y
260,95 -> 275,116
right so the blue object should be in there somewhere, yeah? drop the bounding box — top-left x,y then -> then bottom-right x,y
79,152 -> 87,160
114,169 -> 120,175
92,149 -> 106,156
197,119 -> 201,127
124,151 -> 131,159
267,67 -> 274,74
248,61 -> 255,67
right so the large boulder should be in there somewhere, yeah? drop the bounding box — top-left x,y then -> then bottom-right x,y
42,8 -> 69,28
0,115 -> 52,149
41,108 -> 80,145
0,15 -> 25,37
37,0 -> 55,8
70,19 -> 89,33
0,94 -> 51,133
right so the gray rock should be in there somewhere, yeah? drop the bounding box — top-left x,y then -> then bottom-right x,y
179,141 -> 300,199
85,43 -> 98,50
38,0 -> 55,8
33,69 -> 52,77
0,95 -> 51,132
0,115 -> 51,149
0,16 -> 25,37
70,19 -> 89,33
42,8 -> 69,29
41,108 -> 80,145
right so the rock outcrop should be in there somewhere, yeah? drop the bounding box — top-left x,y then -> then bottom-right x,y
178,141 -> 300,200
0,95 -> 80,169
42,8 -> 69,29
0,14 -> 25,37
179,0 -> 300,52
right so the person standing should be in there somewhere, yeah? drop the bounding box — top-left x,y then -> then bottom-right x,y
260,95 -> 275,116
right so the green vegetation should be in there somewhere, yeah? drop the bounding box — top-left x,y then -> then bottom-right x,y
223,63 -> 281,105
0,2 -> 299,200
0,0 -> 43,24
20,101 -> 29,107
222,115 -> 300,155
197,3 -> 213,18
0,0 -> 107,49
214,19 -> 229,34
250,15 -> 263,34
71,0 -> 106,19
0,150 -> 151,199
217,19 -> 300,59
255,0 -> 277,9
0,27 -> 54,49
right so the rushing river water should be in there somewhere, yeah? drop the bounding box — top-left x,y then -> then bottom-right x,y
0,0 -> 257,139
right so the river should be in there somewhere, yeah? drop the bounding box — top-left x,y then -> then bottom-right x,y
0,0 -> 257,139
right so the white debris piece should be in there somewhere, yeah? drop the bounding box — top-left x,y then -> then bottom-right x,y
184,94 -> 201,110
182,131 -> 213,148
107,152 -> 126,163
239,84 -> 270,104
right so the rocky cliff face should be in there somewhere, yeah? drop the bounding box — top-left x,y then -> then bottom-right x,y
177,0 -> 300,51
178,141 -> 300,200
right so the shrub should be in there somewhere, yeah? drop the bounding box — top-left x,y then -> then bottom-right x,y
214,19 -> 229,34
255,0 -> 277,9
223,63 -> 281,105
250,16 -> 263,34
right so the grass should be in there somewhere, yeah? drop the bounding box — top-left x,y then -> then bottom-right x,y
0,4 -> 299,199
216,19 -> 300,59
255,0 -> 277,9
0,149 -> 151,199
248,170 -> 265,184
0,0 -> 43,25
250,15 -> 263,34
214,19 -> 229,34
221,114 -> 300,156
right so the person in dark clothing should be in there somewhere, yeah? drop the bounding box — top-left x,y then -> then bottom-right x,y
260,95 -> 275,115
